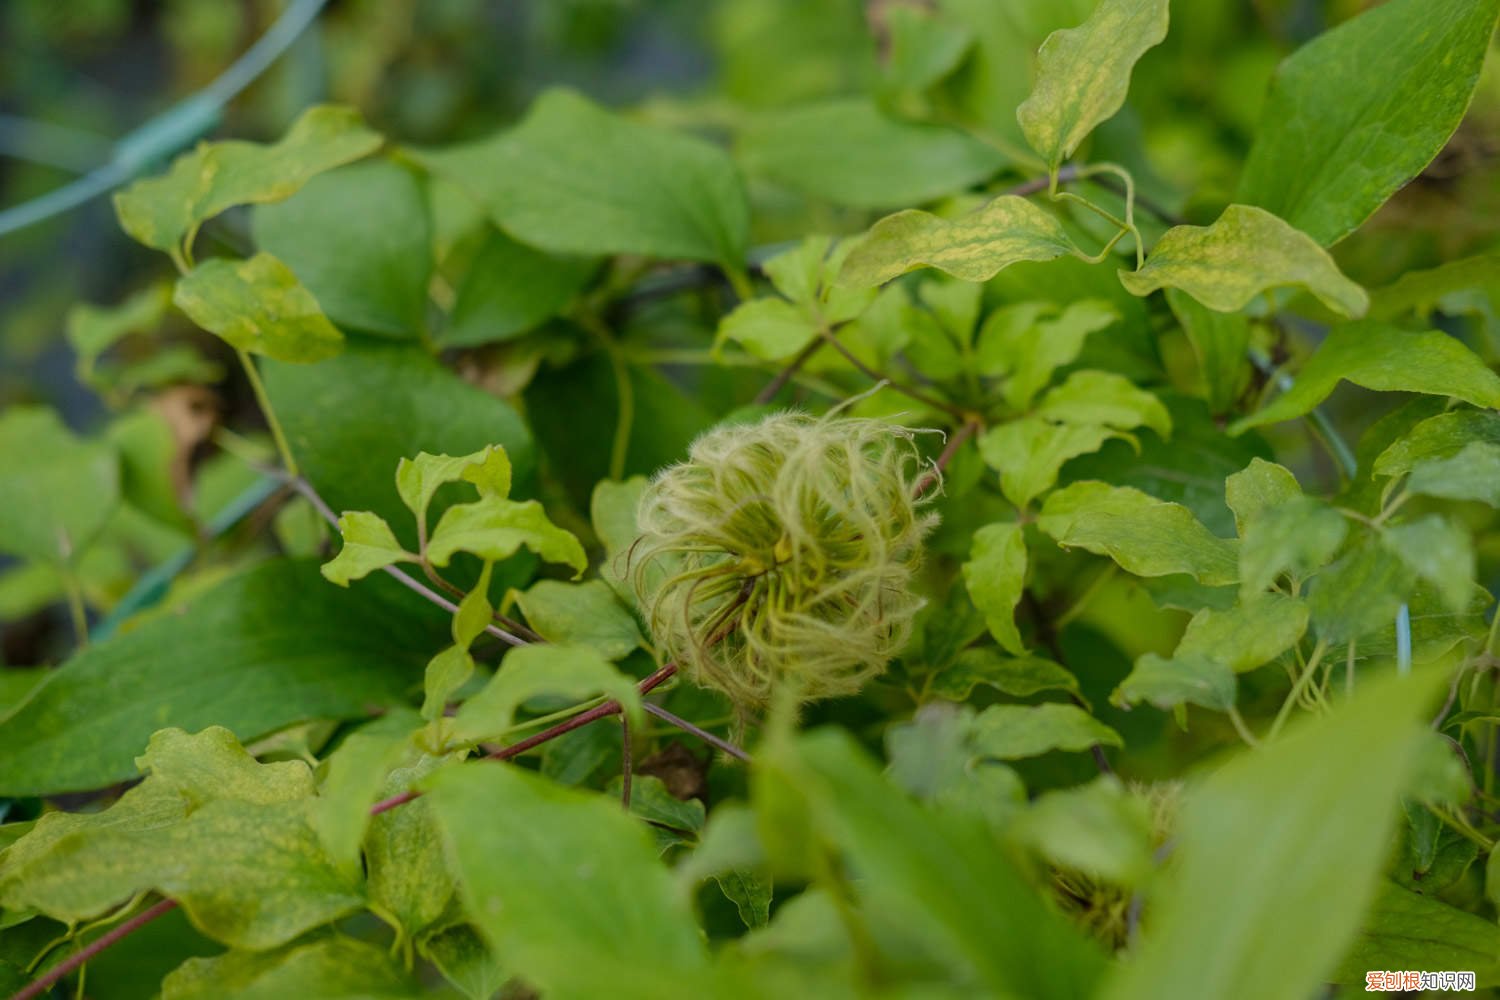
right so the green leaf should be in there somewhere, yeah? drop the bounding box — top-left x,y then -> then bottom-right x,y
424,760 -> 717,998
1239,496 -> 1347,598
1166,288 -> 1250,414
1369,253 -> 1500,321
447,644 -> 640,748
1381,515 -> 1474,613
415,88 -> 748,269
1114,652 -> 1236,712
1334,881 -> 1500,988
736,97 -> 1004,209
251,159 -> 432,338
1224,457 -> 1302,535
1119,204 -> 1368,318
427,496 -> 586,576
320,511 -> 414,586
173,253 -> 344,364
1233,321 -> 1500,433
395,446 -> 513,531
1012,776 -> 1154,886
264,342 -> 534,553
1101,668 -> 1447,1000
1373,409 -> 1500,480
420,924 -> 507,1000
962,521 -> 1027,654
512,579 -> 643,660
614,774 -> 706,836
1407,441 -> 1500,507
366,752 -> 457,941
0,406 -> 119,566
1176,594 -> 1309,673
1236,0 -> 1500,246
440,230 -> 596,348
1039,482 -> 1239,585
718,298 -> 818,362
114,105 -> 382,260
980,417 -> 1134,510
970,703 -> 1123,760
420,646 -> 475,724
2,745 -> 362,950
974,298 -> 1119,404
1308,542 -> 1415,644
929,649 -> 1081,702
591,476 -> 648,558
0,559 -> 440,796
162,936 -> 417,1000
762,728 -> 1108,998
838,195 -> 1074,286
1036,370 -> 1172,439
67,283 -> 172,392
1015,0 -> 1170,172
310,731 -> 403,880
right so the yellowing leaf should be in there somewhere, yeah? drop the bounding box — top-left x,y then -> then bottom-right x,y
114,105 -> 382,260
838,195 -> 1074,286
173,253 -> 344,363
1231,321 -> 1500,433
1040,482 -> 1240,585
427,497 -> 586,576
1119,204 -> 1367,318
962,521 -> 1028,654
136,727 -> 316,806
1016,0 -> 1170,172
320,511 -> 414,587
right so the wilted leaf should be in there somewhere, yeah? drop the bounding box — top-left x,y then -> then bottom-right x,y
1016,0 -> 1170,172
1119,205 -> 1367,318
838,196 -> 1074,286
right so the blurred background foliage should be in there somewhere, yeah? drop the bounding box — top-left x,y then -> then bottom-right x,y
1,0 -> 1497,666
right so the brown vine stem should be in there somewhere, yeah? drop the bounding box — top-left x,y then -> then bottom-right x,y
913,419 -> 980,498
642,701 -> 751,761
753,335 -> 826,405
818,327 -> 966,419
11,898 -> 180,1000
288,476 -> 528,648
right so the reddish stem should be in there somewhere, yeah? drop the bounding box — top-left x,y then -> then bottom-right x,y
913,419 -> 979,498
11,898 -> 180,1000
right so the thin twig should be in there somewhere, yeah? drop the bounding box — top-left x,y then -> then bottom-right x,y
819,327 -> 965,418
11,899 -> 180,1000
289,477 -> 527,647
754,336 -> 827,405
642,701 -> 751,761
913,419 -> 979,498
620,716 -> 634,808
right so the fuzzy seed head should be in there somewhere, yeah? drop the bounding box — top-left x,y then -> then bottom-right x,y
632,412 -> 936,711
